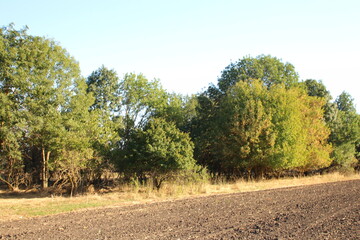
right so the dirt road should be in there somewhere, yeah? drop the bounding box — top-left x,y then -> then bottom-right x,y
1,180 -> 359,239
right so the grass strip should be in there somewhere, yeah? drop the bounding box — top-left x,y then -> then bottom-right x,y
1,172 -> 359,221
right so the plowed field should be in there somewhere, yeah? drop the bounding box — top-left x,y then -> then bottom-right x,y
1,180 -> 359,239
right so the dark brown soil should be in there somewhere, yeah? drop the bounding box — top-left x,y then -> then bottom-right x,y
1,180 -> 359,240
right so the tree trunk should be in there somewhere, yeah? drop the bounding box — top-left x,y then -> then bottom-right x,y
153,177 -> 163,190
0,175 -> 15,191
41,148 -> 50,189
69,173 -> 78,197
246,169 -> 252,181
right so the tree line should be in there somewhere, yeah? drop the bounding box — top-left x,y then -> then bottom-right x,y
1,24 -> 359,193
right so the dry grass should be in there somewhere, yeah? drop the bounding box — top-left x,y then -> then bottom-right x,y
1,172 -> 359,222
207,172 -> 360,194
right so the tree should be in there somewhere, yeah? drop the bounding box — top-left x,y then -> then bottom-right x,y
118,73 -> 168,142
289,88 -> 332,171
87,65 -> 121,114
55,78 -> 99,195
335,92 -> 356,113
218,55 -> 299,92
194,79 -> 332,177
190,84 -> 224,172
329,92 -> 360,169
215,80 -> 275,177
115,74 -> 204,187
115,118 -> 201,189
86,66 -> 121,170
191,56 -> 301,176
301,79 -> 339,127
302,81 -> 360,170
0,92 -> 25,190
0,25 -> 31,189
155,93 -> 198,132
0,24 -> 84,189
302,79 -> 331,100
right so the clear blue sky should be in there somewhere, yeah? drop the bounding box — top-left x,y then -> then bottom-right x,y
1,0 -> 359,112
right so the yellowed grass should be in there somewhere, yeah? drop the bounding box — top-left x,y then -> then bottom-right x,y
0,172 -> 359,221
209,172 -> 360,194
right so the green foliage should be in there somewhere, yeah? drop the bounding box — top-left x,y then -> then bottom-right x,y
0,24 -> 100,191
194,79 -> 332,177
218,55 -> 299,92
0,92 -> 25,190
119,73 -> 168,131
332,142 -> 357,169
301,79 -> 340,127
56,78 -> 100,194
328,92 -> 360,169
116,118 -> 201,188
302,79 -> 331,100
335,92 -> 356,113
218,80 -> 275,174
155,93 -> 198,132
302,81 -> 360,170
87,66 -> 121,113
86,66 -> 122,166
190,84 -> 224,167
329,110 -> 359,146
295,90 -> 333,170
1,23 -> 358,191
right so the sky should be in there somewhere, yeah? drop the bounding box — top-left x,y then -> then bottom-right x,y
1,0 -> 359,112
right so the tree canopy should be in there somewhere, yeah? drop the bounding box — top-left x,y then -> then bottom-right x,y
0,24 -> 86,190
194,79 -> 331,177
218,55 -> 299,92
1,24 -> 359,192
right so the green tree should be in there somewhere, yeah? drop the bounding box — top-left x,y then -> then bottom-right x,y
116,118 -> 200,189
216,80 -> 275,177
335,92 -> 357,113
302,79 -> 331,100
190,84 -> 224,172
55,78 -> 100,195
0,92 -> 25,190
0,24 -> 86,189
329,92 -> 360,169
155,93 -> 198,132
119,73 -> 168,141
87,65 -> 121,114
195,79 -> 332,177
301,79 -> 339,126
302,81 -> 360,170
0,25 -> 31,189
284,87 -> 332,171
218,55 -> 299,92
86,66 -> 121,169
192,55 -> 301,175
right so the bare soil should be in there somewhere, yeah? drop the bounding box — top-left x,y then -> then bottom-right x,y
0,180 -> 359,240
